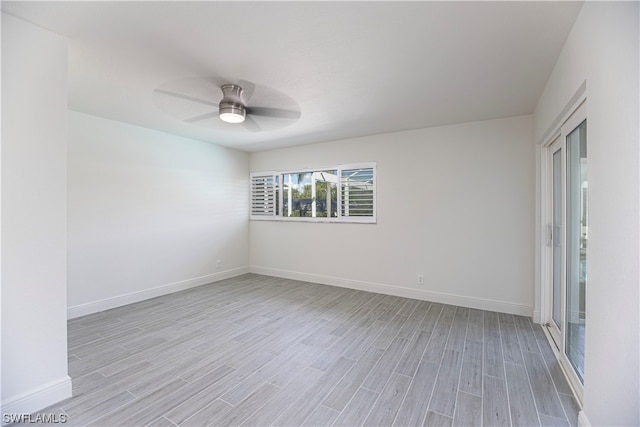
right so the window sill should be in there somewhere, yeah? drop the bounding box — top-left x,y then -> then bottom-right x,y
250,216 -> 376,224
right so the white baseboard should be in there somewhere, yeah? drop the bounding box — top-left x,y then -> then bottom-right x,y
250,267 -> 533,317
532,309 -> 541,324
1,376 -> 72,426
67,267 -> 249,319
578,410 -> 591,427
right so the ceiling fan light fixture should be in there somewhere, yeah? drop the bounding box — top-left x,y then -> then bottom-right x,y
219,84 -> 246,124
219,105 -> 246,123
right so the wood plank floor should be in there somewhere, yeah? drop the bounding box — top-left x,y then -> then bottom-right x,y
33,274 -> 580,426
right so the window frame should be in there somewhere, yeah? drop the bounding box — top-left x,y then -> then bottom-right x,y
250,162 -> 376,224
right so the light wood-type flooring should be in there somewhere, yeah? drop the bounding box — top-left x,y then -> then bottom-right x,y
33,274 -> 580,426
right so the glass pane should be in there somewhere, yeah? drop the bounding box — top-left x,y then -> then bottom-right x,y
552,149 -> 563,331
282,170 -> 337,218
566,120 -> 587,383
275,175 -> 280,215
341,168 -> 374,217
251,175 -> 275,216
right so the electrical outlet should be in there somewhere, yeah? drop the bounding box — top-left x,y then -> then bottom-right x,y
216,259 -> 221,269
417,274 -> 424,285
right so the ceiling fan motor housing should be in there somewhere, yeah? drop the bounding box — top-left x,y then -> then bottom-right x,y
219,84 -> 246,123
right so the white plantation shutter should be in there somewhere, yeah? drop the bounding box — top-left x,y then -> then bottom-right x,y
250,173 -> 276,218
339,165 -> 375,222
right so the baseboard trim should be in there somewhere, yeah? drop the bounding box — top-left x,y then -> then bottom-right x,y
578,410 -> 591,427
250,267 -> 532,317
1,376 -> 72,426
67,267 -> 250,319
532,309 -> 541,324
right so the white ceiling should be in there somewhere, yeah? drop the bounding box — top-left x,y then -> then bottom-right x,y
2,1 -> 583,152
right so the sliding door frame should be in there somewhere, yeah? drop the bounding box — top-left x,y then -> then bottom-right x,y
546,135 -> 565,351
539,98 -> 587,405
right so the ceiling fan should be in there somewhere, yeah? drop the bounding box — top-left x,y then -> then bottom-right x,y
153,78 -> 301,132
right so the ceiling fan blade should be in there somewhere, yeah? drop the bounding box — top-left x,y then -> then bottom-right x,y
236,79 -> 256,103
184,111 -> 218,123
246,106 -> 301,120
154,88 -> 218,107
242,115 -> 262,132
210,76 -> 230,87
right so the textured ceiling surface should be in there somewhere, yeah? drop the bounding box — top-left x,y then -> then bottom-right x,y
2,1 -> 583,152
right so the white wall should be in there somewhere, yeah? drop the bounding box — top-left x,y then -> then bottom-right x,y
67,111 -> 249,317
533,2 -> 639,425
250,115 -> 535,316
1,13 -> 72,417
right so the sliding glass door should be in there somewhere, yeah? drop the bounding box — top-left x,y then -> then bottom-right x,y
546,104 -> 587,390
549,137 -> 564,346
565,119 -> 587,382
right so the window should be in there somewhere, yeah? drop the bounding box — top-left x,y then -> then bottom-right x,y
341,167 -> 375,217
250,174 -> 276,217
282,170 -> 338,218
250,162 -> 376,223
